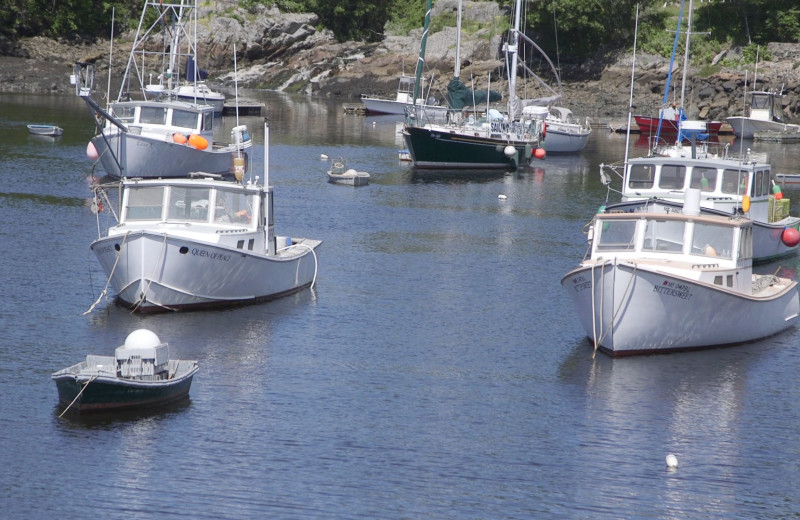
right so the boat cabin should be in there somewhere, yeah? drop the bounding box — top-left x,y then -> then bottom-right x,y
747,91 -> 783,123
107,100 -> 215,140
623,154 -> 790,223
114,178 -> 270,252
590,211 -> 754,291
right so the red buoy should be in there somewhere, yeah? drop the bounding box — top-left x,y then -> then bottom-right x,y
782,227 -> 800,247
533,148 -> 546,160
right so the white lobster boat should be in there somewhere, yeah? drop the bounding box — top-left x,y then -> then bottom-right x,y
562,189 -> 799,357
87,123 -> 321,313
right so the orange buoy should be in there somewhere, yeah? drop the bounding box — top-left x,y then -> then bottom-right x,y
533,148 -> 546,160
173,133 -> 188,144
782,227 -> 800,247
86,141 -> 99,161
742,195 -> 751,213
188,134 -> 209,150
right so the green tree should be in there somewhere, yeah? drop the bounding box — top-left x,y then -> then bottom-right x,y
311,0 -> 390,42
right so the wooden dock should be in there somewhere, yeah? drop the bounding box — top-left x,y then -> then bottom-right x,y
754,130 -> 800,142
222,102 -> 265,117
343,103 -> 366,114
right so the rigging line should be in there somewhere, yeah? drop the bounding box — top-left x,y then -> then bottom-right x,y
82,232 -> 130,316
58,375 -> 98,418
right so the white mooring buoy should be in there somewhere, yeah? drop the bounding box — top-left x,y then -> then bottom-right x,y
665,453 -> 678,469
498,194 -> 507,200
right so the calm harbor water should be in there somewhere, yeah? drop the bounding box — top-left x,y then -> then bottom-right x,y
2,91 -> 800,519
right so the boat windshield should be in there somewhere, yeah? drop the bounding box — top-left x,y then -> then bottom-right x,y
690,167 -> 717,192
125,186 -> 165,221
628,164 -> 655,189
214,189 -> 252,224
691,222 -> 733,259
658,164 -> 686,190
643,219 -> 684,253
721,169 -> 748,195
171,109 -> 198,130
168,186 -> 211,222
596,219 -> 637,252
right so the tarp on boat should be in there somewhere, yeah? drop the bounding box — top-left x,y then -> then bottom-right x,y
447,77 -> 502,110
186,57 -> 209,81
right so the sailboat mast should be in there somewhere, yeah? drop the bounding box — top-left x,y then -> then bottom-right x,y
412,0 -> 433,104
454,0 -> 463,78
680,0 -> 693,110
508,0 -> 522,102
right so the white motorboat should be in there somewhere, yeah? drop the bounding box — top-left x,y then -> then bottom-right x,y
543,106 -> 591,153
52,329 -> 198,414
360,74 -> 446,118
86,123 -> 321,313
562,190 -> 799,357
726,90 -> 800,139
74,0 -> 250,179
326,157 -> 369,186
147,58 -> 226,115
600,124 -> 800,263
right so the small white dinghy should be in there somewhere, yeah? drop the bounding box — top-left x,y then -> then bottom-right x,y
27,124 -> 63,137
562,189 -> 800,357
327,157 -> 370,186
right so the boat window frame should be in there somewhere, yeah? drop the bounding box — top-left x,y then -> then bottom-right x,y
171,108 -> 199,130
628,163 -> 655,189
166,185 -> 212,222
642,219 -> 685,254
123,185 -> 167,221
658,164 -> 687,190
139,105 -> 168,125
690,166 -> 718,192
721,168 -> 748,196
595,219 -> 638,252
691,221 -> 734,259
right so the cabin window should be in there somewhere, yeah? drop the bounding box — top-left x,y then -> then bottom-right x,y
172,109 -> 197,129
214,189 -> 252,224
690,167 -> 717,192
658,164 -> 686,190
112,105 -> 136,124
721,169 -> 748,195
762,170 -> 771,196
596,220 -> 637,252
754,171 -> 764,196
125,186 -> 165,220
139,106 -> 167,125
203,112 -> 213,132
751,94 -> 771,110
628,164 -> 654,189
642,219 -> 684,253
692,222 -> 733,259
167,186 -> 211,222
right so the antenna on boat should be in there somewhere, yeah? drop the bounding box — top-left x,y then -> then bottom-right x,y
107,8 -> 115,104
233,39 -> 241,128
623,3 -> 640,165
263,118 -> 270,189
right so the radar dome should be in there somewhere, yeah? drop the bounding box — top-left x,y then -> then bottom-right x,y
124,329 -> 162,350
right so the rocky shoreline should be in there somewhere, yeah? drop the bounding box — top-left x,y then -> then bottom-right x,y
4,1 -> 800,125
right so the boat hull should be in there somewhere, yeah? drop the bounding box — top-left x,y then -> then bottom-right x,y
725,116 -> 800,139
635,115 -> 722,135
360,97 -> 447,117
53,361 -> 198,412
402,125 -> 538,169
91,131 -> 250,179
543,126 -> 590,153
605,199 -> 800,263
91,231 -> 322,312
561,262 -> 799,356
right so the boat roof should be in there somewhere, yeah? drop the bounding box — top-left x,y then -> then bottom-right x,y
111,98 -> 215,114
117,174 -> 265,192
599,209 -> 751,229
628,152 -> 770,170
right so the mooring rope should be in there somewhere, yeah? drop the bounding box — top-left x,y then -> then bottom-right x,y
82,232 -> 130,315
58,375 -> 98,418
